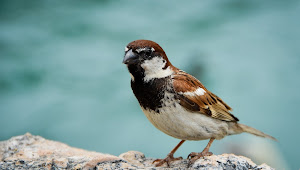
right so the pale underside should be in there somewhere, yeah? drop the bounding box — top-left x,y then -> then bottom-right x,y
141,92 -> 233,140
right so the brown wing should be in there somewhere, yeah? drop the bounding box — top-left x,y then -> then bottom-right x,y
172,71 -> 238,122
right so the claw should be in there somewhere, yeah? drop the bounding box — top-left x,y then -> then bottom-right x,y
188,151 -> 213,166
187,152 -> 198,159
153,140 -> 186,167
153,154 -> 183,167
188,138 -> 215,166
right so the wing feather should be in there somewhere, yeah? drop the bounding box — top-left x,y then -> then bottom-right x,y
172,71 -> 238,122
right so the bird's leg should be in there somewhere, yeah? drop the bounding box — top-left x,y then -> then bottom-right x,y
188,138 -> 215,165
153,140 -> 185,167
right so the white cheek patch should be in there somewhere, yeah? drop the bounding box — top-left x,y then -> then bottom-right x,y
179,87 -> 206,96
141,57 -> 173,82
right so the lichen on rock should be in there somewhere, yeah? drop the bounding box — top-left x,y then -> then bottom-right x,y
0,133 -> 274,169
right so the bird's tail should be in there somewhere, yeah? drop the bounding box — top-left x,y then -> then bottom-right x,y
236,123 -> 277,141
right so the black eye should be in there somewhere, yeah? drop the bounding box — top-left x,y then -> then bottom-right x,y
144,49 -> 152,55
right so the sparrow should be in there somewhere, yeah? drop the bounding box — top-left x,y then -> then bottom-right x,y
122,39 -> 276,167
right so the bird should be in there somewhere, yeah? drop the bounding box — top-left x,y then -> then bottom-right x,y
122,39 -> 276,167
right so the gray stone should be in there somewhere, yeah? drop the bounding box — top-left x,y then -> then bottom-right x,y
0,133 -> 274,169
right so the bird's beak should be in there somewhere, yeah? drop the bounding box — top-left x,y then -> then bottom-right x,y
123,49 -> 138,64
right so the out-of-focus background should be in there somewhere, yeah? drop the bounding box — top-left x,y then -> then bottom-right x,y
0,0 -> 299,169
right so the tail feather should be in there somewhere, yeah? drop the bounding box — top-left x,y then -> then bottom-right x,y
237,123 -> 277,141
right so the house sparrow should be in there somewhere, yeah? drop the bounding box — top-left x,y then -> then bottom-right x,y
122,40 -> 276,167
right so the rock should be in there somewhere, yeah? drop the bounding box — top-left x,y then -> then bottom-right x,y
0,133 -> 274,169
0,133 -> 119,169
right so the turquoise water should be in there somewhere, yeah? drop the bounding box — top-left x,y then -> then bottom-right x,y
1,1 -> 299,169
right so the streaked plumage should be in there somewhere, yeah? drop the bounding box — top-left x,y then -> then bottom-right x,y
123,39 -> 276,167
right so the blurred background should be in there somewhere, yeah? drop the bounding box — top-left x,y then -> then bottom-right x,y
0,0 -> 299,169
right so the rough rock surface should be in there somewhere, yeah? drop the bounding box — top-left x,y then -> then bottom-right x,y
0,133 -> 274,169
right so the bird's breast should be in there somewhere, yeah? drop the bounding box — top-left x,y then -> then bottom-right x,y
131,77 -> 171,112
131,77 -> 229,140
141,92 -> 230,140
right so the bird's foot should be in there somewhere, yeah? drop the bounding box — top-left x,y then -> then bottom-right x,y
187,150 -> 213,166
153,153 -> 183,167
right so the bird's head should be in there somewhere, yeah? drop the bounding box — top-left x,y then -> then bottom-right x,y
123,40 -> 175,82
